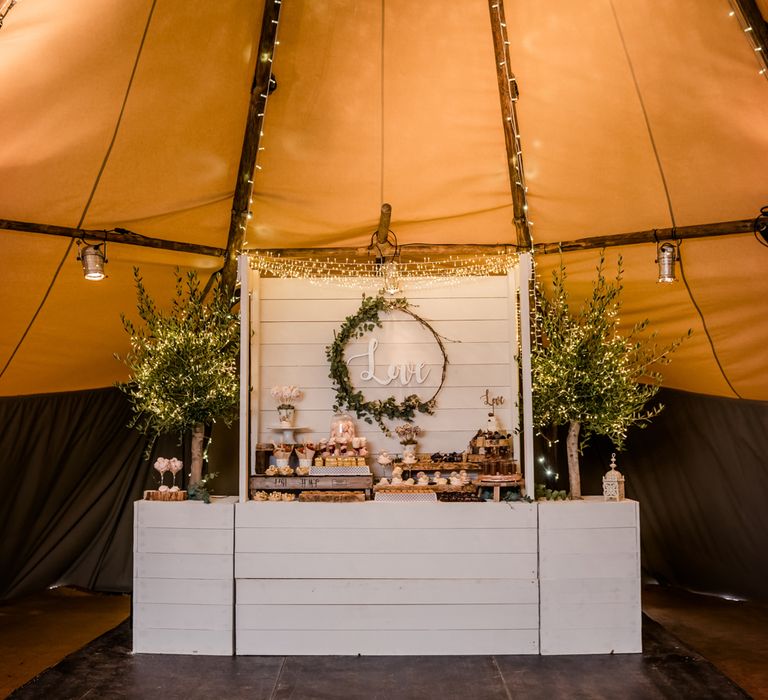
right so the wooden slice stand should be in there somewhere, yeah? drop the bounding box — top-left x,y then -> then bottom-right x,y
143,489 -> 188,501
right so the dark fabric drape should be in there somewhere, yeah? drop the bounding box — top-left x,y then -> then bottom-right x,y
0,387 -> 185,601
542,388 -> 768,602
2,386 -> 766,602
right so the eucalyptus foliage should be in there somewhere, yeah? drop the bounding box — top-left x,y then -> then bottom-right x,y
119,268 -> 240,446
531,255 -> 689,451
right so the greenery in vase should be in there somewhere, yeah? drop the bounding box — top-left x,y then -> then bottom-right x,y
531,253 -> 690,498
118,268 -> 240,485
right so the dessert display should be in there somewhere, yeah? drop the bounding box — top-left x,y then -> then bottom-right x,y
250,416 -> 373,500
465,413 -> 519,475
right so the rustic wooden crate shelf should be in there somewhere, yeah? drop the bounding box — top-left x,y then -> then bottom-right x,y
250,475 -> 373,492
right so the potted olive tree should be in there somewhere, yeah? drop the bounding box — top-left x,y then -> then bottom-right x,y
530,254 -> 689,498
119,268 -> 240,487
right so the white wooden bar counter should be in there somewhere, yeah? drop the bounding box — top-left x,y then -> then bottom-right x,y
133,499 -> 641,656
235,501 -> 539,655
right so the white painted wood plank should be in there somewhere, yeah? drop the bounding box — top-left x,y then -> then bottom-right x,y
249,267 -> 262,478
136,501 -> 234,529
540,577 -> 640,606
260,319 -> 510,344
507,268 -> 522,484
235,528 -> 537,554
135,553 -> 232,580
134,578 -> 233,605
259,277 -> 509,300
236,628 -> 538,655
540,626 -> 642,655
236,578 -> 539,605
235,552 -> 537,580
256,429 -> 478,457
539,527 -> 638,555
237,603 -> 538,631
134,603 -> 233,631
539,551 -> 639,580
260,341 -> 512,368
538,498 -> 639,530
133,627 -> 233,656
540,601 -> 641,629
517,254 -> 535,491
259,406 -> 511,433
260,297 -> 510,322
137,527 -> 233,555
235,502 -> 536,529
239,254 -> 252,503
261,363 -> 510,389
260,385 -> 512,410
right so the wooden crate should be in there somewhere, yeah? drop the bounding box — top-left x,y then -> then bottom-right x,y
249,475 -> 373,492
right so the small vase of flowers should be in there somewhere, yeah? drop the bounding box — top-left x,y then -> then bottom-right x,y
395,424 -> 423,462
271,385 -> 303,427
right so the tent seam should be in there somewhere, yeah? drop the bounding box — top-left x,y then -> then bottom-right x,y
610,1 -> 742,400
76,0 -> 159,229
0,1 -> 159,385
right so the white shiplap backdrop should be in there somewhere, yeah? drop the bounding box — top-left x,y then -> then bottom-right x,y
247,274 -> 520,474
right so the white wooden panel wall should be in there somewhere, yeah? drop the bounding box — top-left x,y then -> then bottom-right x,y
133,501 -> 235,655
538,498 -> 642,655
255,278 -> 516,458
234,502 -> 539,655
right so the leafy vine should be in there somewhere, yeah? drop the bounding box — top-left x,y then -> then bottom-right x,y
326,294 -> 448,434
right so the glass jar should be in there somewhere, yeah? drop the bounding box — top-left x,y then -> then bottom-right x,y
330,412 -> 356,441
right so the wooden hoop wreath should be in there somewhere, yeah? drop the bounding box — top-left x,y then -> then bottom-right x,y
326,294 -> 448,434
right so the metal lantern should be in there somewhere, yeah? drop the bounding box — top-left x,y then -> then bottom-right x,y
656,241 -> 678,283
602,453 -> 625,501
78,243 -> 107,280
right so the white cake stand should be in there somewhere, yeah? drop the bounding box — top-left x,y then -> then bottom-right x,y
270,425 -> 310,444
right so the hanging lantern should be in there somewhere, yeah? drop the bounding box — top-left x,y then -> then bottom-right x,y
656,242 -> 678,283
602,453 -> 625,501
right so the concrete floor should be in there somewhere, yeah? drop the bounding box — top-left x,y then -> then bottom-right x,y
643,584 -> 768,700
1,585 -> 765,699
0,587 -> 130,698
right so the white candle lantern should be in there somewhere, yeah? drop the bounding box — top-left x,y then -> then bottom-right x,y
602,453 -> 625,501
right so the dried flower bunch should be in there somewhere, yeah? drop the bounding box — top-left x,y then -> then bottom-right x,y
395,424 -> 423,445
270,385 -> 303,409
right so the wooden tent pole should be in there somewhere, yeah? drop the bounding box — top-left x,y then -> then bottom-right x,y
731,0 -> 768,73
535,218 -> 755,254
0,218 -> 224,257
248,218 -> 755,258
376,203 -> 392,244
2,216 -> 754,259
488,0 -> 531,249
219,0 -> 282,297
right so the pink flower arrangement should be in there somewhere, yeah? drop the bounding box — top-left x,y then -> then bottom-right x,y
270,385 -> 303,409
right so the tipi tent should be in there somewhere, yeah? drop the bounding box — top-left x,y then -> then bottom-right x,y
0,0 -> 766,600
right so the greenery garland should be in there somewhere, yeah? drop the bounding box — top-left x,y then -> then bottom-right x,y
326,294 -> 448,434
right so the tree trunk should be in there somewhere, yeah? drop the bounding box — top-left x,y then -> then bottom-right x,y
190,422 -> 205,485
566,420 -> 581,499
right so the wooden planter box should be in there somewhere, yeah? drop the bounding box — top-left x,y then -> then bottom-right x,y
133,500 -> 235,655
538,497 -> 641,655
